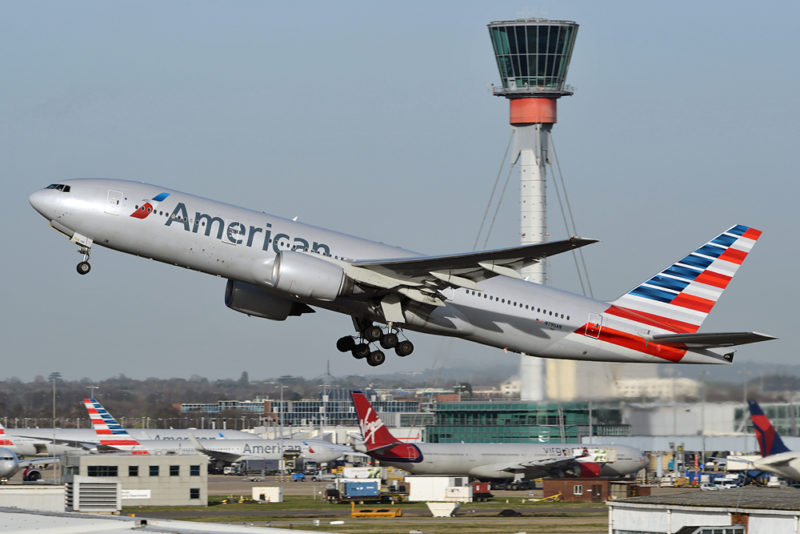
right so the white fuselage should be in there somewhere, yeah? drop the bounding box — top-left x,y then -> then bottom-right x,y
29,179 -> 731,364
753,453 -> 800,482
377,443 -> 646,479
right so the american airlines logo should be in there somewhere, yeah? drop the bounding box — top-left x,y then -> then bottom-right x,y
161,201 -> 332,256
130,192 -> 170,219
361,407 -> 384,446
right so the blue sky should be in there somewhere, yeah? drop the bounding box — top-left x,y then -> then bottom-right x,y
2,1 -> 798,381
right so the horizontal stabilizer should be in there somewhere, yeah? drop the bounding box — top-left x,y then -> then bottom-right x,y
649,331 -> 776,348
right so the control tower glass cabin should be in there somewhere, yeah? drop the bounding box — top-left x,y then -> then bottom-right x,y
488,19 -> 578,99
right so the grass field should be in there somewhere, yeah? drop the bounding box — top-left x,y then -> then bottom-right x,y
123,495 -> 609,533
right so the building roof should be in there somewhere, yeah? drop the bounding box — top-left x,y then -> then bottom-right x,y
611,487 -> 800,511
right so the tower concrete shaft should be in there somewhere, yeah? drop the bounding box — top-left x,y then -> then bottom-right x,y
488,19 -> 578,401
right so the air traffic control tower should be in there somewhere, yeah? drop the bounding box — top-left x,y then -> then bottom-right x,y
488,19 -> 578,401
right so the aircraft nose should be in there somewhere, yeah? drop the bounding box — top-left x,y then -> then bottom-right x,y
29,190 -> 51,218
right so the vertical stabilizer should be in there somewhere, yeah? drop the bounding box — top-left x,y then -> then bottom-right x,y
0,423 -> 14,447
83,398 -> 144,451
351,391 -> 400,452
610,225 -> 762,334
748,400 -> 790,456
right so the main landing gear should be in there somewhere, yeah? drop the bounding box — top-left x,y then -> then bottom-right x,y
336,322 -> 414,367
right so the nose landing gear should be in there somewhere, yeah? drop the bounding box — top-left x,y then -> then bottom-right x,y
335,321 -> 415,366
74,237 -> 92,275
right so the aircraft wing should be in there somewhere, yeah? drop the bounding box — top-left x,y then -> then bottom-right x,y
649,331 -> 776,348
18,456 -> 58,468
478,455 -> 591,479
343,237 -> 596,308
188,435 -> 241,464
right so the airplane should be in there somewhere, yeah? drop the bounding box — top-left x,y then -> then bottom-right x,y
7,426 -> 254,444
351,390 -> 646,479
0,422 -> 82,457
747,400 -> 800,482
29,179 -> 774,367
83,398 -> 352,468
0,426 -> 58,482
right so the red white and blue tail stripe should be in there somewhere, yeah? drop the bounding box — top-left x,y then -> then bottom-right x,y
608,224 -> 762,334
0,423 -> 14,447
84,398 -> 146,452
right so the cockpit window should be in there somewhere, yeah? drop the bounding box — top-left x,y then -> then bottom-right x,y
46,184 -> 71,192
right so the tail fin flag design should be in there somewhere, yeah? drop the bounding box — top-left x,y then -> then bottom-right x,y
748,400 -> 791,457
0,423 -> 14,447
351,391 -> 400,452
83,398 -> 145,452
609,225 -> 762,334
350,390 -> 422,463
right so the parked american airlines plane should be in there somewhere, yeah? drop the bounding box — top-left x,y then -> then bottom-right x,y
29,180 -> 773,366
352,391 -> 645,479
83,398 -> 351,468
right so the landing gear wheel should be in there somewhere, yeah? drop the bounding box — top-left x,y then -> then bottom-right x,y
395,340 -> 414,357
364,325 -> 383,342
336,336 -> 356,352
76,261 -> 91,275
367,350 -> 386,367
351,343 -> 370,359
380,332 -> 398,349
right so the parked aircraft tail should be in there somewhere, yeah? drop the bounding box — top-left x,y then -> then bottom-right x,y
0,423 -> 14,447
351,391 -> 401,453
609,224 -> 762,334
83,398 -> 147,453
748,400 -> 791,456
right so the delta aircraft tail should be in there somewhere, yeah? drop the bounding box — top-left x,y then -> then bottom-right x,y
83,398 -> 148,454
748,400 -> 791,457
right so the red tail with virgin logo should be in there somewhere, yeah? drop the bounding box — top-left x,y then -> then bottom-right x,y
351,391 -> 401,452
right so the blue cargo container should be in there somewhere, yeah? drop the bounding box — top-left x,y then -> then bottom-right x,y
343,480 -> 380,498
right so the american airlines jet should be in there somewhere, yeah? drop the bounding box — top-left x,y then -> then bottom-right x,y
352,391 -> 645,479
83,398 -> 351,467
29,179 -> 773,367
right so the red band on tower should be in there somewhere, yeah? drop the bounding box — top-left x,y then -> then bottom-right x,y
509,98 -> 557,125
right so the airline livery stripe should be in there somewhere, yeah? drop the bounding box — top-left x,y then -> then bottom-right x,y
670,293 -> 715,313
711,234 -> 737,247
0,440 -> 13,445
630,286 -> 675,303
99,440 -> 140,446
693,270 -> 731,289
742,228 -> 762,240
604,305 -> 699,333
718,247 -> 747,265
679,254 -> 714,270
575,323 -> 687,362
647,275 -> 690,293
728,225 -> 749,236
663,264 -> 702,282
694,244 -> 725,259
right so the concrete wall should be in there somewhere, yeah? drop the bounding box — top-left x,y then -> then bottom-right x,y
0,485 -> 65,512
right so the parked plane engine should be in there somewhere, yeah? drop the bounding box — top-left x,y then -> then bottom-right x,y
225,280 -> 314,321
271,251 -> 352,301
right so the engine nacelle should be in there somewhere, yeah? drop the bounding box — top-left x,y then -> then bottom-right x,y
568,461 -> 602,478
225,280 -> 314,321
271,251 -> 351,301
22,468 -> 42,481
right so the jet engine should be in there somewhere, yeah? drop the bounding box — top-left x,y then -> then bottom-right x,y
22,467 -> 42,481
225,280 -> 315,321
568,461 -> 602,478
271,251 -> 352,301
